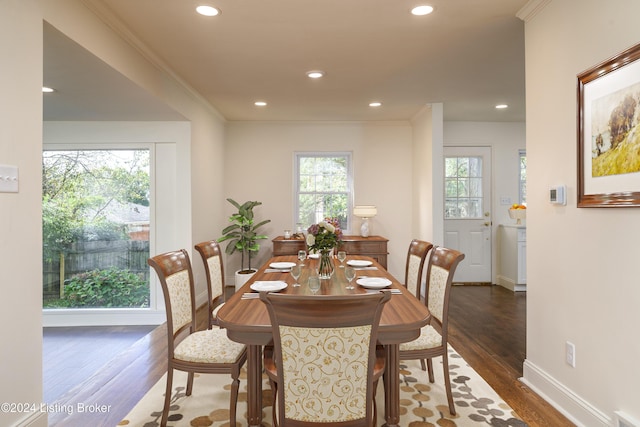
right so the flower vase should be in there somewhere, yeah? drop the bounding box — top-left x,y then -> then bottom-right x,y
318,250 -> 334,279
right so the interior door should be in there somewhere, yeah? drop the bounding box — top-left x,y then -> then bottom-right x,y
443,146 -> 492,283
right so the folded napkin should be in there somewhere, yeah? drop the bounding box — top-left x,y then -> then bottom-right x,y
241,293 -> 260,299
354,266 -> 378,270
265,268 -> 291,273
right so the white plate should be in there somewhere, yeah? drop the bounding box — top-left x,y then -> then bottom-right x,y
250,281 -> 288,292
356,277 -> 392,289
308,253 -> 320,259
347,260 -> 373,267
269,262 -> 296,269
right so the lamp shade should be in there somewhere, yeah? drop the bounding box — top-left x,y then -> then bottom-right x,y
353,205 -> 377,218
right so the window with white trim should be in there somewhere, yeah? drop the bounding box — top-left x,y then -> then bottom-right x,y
519,149 -> 527,205
295,153 -> 352,231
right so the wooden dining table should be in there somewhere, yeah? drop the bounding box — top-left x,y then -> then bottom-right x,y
216,254 -> 431,427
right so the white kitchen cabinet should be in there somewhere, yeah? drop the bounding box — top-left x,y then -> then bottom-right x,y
497,225 -> 526,292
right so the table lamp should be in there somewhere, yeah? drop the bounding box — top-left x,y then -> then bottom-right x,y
353,205 -> 377,237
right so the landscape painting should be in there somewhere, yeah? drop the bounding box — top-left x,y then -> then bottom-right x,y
590,83 -> 640,177
578,42 -> 640,207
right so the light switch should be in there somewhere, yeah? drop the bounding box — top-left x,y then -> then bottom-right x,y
500,196 -> 511,206
0,164 -> 19,193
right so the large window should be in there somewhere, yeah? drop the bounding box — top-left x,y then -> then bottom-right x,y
42,149 -> 150,309
295,153 -> 352,231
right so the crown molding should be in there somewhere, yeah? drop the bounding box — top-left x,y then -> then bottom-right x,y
516,0 -> 552,22
81,0 -> 226,122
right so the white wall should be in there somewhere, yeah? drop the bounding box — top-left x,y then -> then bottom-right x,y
0,0 -> 226,424
444,121 -> 526,284
0,1 -> 45,426
521,0 -> 640,424
224,121 -> 414,279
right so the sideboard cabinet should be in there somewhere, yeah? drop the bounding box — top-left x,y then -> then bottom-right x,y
272,235 -> 389,269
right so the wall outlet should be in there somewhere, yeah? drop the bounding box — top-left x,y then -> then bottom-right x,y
566,341 -> 576,368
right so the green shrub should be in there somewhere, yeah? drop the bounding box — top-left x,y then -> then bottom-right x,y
63,268 -> 149,308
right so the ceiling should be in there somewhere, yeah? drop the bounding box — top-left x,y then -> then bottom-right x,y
43,0 -> 527,122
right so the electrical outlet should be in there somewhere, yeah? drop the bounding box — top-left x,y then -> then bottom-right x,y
566,341 -> 576,368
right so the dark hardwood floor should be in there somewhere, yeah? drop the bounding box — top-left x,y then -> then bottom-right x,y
45,285 -> 574,426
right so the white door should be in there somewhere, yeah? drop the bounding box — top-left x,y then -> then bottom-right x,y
443,146 -> 492,283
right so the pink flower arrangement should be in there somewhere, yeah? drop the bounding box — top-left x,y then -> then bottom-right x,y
306,218 -> 343,252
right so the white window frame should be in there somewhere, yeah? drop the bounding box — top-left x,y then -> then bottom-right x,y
294,152 -> 354,232
519,149 -> 527,205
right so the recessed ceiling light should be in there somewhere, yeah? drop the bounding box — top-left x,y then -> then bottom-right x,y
306,70 -> 325,79
254,101 -> 267,107
42,87 -> 55,93
369,102 -> 382,107
495,104 -> 508,109
411,5 -> 434,16
196,5 -> 220,16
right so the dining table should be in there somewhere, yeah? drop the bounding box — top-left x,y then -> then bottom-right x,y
216,254 -> 431,427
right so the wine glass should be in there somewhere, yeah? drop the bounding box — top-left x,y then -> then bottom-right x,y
290,265 -> 302,287
308,275 -> 321,294
337,251 -> 347,268
297,250 -> 307,266
345,266 -> 356,290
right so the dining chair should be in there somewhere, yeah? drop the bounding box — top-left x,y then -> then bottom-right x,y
148,249 -> 247,427
194,240 -> 226,328
399,246 -> 465,416
404,239 -> 434,300
260,291 -> 391,427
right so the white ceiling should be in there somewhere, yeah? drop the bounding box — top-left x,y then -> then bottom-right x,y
43,0 -> 527,122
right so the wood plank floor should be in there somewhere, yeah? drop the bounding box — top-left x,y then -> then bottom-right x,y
46,285 -> 574,426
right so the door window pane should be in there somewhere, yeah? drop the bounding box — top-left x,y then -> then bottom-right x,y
444,156 -> 484,219
42,149 -> 150,309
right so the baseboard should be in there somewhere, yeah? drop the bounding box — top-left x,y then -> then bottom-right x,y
42,308 -> 165,327
522,359 -> 611,426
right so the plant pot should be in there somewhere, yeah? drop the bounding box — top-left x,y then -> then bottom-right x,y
235,269 -> 257,292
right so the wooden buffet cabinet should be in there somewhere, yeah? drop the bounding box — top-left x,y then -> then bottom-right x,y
272,235 -> 389,269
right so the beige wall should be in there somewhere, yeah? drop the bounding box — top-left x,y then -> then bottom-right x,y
0,0 -> 227,424
522,0 -> 640,424
224,121 -> 414,279
0,1 -> 44,426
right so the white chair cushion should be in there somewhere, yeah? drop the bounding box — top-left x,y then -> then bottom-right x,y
175,328 -> 245,364
399,324 -> 442,351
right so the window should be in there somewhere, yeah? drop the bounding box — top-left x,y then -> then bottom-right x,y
295,153 -> 352,231
42,149 -> 150,309
519,149 -> 527,205
444,156 -> 484,219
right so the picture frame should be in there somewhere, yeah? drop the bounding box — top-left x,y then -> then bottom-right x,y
577,42 -> 640,207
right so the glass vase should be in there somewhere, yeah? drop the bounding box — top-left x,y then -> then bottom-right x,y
318,250 -> 334,279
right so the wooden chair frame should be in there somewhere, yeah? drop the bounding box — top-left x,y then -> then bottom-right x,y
148,249 -> 247,427
260,291 -> 391,427
399,246 -> 465,415
404,239 -> 434,300
194,240 -> 226,328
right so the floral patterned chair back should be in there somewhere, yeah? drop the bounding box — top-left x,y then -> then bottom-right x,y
195,240 -> 226,328
260,291 -> 391,427
404,239 -> 434,299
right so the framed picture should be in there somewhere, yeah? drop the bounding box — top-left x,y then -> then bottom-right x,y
577,42 -> 640,207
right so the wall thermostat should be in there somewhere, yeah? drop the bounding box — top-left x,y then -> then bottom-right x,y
549,185 -> 566,205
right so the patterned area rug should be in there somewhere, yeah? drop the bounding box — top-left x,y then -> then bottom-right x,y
118,346 -> 527,426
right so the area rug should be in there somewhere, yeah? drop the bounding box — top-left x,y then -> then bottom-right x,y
118,345 -> 527,426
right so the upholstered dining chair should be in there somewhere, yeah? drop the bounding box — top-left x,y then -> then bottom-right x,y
194,240 -> 226,328
399,246 -> 465,416
260,291 -> 391,427
404,239 -> 434,300
148,249 -> 247,427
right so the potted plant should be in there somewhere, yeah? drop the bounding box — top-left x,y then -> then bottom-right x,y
218,198 -> 271,291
